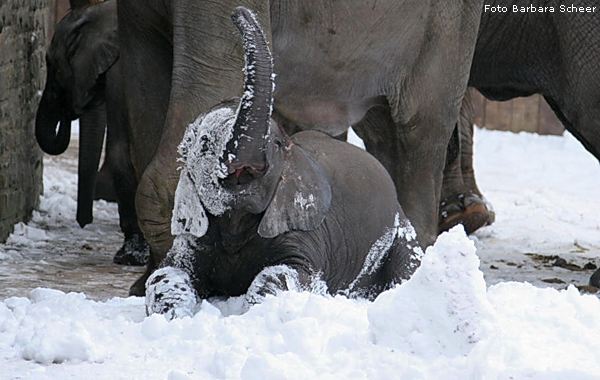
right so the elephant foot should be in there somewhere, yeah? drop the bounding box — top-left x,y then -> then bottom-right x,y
113,233 -> 150,266
246,265 -> 302,305
145,267 -> 198,319
438,193 -> 495,235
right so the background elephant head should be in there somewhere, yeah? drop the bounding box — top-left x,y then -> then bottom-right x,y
36,0 -> 118,155
35,0 -> 118,227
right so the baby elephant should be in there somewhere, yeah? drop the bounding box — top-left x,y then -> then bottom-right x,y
145,7 -> 423,319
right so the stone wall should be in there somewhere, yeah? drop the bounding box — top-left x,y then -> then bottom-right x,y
0,0 -> 48,241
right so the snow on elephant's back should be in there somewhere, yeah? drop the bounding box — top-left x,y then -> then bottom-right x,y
368,226 -> 495,359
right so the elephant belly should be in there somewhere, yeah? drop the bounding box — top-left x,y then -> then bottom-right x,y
274,96 -> 386,136
270,0 -> 429,133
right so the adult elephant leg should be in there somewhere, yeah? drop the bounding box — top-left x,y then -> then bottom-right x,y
77,102 -> 106,228
118,0 -> 173,295
105,66 -> 149,266
570,115 -> 600,288
555,106 -> 600,289
110,135 -> 148,266
358,0 -> 481,246
354,104 -> 451,247
132,160 -> 177,295
439,89 -> 495,235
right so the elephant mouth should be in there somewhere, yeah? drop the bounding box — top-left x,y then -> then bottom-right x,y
226,163 -> 267,186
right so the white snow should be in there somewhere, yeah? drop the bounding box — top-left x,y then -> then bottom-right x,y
293,192 -> 316,211
1,127 -> 600,379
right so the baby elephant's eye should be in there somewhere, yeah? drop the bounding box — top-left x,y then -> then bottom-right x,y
200,136 -> 210,152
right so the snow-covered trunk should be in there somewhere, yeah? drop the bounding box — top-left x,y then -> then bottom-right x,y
226,7 -> 274,179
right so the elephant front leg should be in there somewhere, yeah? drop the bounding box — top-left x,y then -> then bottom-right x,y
246,264 -> 313,305
353,105 -> 444,247
145,235 -> 202,319
129,156 -> 178,295
145,266 -> 198,319
114,233 -> 150,266
104,87 -> 150,266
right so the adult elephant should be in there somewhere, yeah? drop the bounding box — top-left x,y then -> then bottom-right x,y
438,0 -> 600,284
36,0 -> 149,265
118,0 -> 484,295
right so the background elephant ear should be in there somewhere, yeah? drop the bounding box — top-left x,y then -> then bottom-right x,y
258,145 -> 332,238
66,3 -> 119,112
171,169 -> 209,238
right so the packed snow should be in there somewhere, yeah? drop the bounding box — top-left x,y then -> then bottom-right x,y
1,126 -> 600,379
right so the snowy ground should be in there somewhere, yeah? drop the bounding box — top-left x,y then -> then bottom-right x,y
1,126 -> 600,379
0,123 -> 143,301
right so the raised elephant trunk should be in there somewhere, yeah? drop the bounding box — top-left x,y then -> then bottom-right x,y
35,72 -> 72,155
226,7 -> 274,179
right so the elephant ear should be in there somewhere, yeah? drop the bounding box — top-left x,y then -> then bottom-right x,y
64,3 -> 119,113
258,145 -> 332,238
171,169 -> 209,238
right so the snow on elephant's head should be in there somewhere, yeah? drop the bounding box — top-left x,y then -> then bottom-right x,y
171,107 -> 237,237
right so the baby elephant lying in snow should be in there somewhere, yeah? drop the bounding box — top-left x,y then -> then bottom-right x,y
145,7 -> 423,319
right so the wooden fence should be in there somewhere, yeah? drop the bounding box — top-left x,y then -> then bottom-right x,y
472,91 -> 565,136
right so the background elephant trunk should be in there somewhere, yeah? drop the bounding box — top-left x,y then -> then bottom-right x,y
77,102 -> 107,227
226,7 -> 274,179
35,74 -> 72,155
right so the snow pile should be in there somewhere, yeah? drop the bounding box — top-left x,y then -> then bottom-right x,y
369,227 -> 494,359
3,227 -> 600,379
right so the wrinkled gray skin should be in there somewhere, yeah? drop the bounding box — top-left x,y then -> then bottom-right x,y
440,0 -> 600,285
118,0 -> 483,296
35,0 -> 149,265
145,8 -> 422,318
